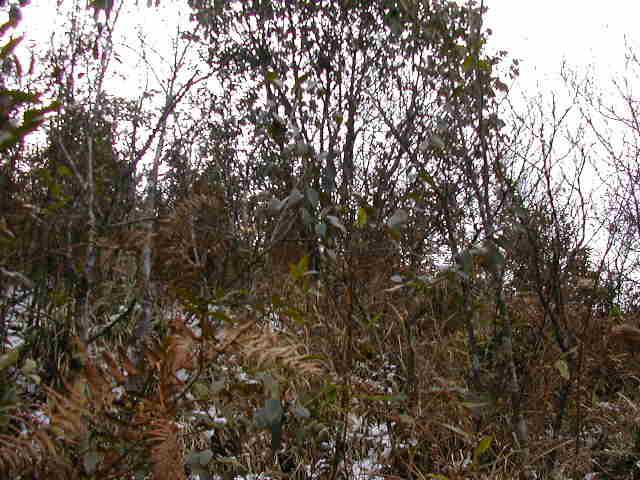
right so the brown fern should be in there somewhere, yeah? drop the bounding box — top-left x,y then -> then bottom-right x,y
148,418 -> 187,480
241,325 -> 325,378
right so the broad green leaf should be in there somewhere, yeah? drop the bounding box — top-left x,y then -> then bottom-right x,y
555,359 -> 570,380
267,118 -> 287,142
295,141 -> 310,155
255,398 -> 284,452
21,358 -> 37,374
285,188 -> 304,208
462,54 -> 475,72
384,284 -> 405,293
57,165 -> 72,178
420,171 -> 437,189
83,450 -> 100,475
397,413 -> 415,424
292,404 -> 311,419
0,346 -> 21,371
301,207 -> 314,226
326,215 -> 346,234
430,134 -> 446,150
210,379 -> 226,395
322,162 -> 336,192
0,36 -> 21,60
306,187 -> 320,208
265,70 -> 283,88
356,207 -> 368,227
357,393 -> 407,402
270,420 -> 283,451
190,464 -> 210,480
488,243 -> 505,268
267,197 -> 284,214
315,222 -> 327,238
293,71 -> 311,95
259,372 -> 280,399
387,208 -> 408,229
290,255 -> 310,280
185,450 -> 200,466
192,382 -> 210,400
473,435 -> 493,464
198,449 -> 214,466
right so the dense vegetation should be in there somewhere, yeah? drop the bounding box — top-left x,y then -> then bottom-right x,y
2,1 -> 640,478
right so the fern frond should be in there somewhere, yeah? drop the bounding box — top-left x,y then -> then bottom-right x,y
0,415 -> 68,478
149,419 -> 187,480
242,327 -> 325,378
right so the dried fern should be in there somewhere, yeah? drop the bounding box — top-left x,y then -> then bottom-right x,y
148,418 -> 187,480
0,420 -> 59,476
241,325 -> 325,378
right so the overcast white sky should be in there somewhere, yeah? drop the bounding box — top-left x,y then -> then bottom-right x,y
5,1 -> 638,95
7,1 -> 637,102
485,0 -> 640,92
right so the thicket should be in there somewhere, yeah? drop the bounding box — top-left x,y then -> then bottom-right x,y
2,1 -> 640,479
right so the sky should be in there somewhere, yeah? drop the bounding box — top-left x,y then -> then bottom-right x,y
5,1 -> 637,102
485,0 -> 640,93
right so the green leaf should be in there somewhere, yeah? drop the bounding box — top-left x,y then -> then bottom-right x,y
190,465 -> 209,479
306,188 -> 320,209
357,393 -> 407,403
255,398 -> 284,450
397,413 -> 415,424
473,435 -> 493,464
293,71 -> 311,95
292,404 -> 311,419
186,450 -> 212,478
387,208 -> 408,229
192,382 -> 210,400
57,165 -> 72,178
267,118 -> 287,142
290,255 -> 310,280
462,54 -> 475,73
21,358 -> 37,374
83,450 -> 101,475
301,207 -> 314,226
555,359 -> 570,380
420,171 -> 437,189
185,450 -> 200,466
430,134 -> 446,150
0,346 -> 21,371
261,398 -> 283,425
259,372 -> 280,399
356,207 -> 368,228
478,58 -> 492,73
0,36 -> 21,60
265,70 -> 283,88
198,449 -> 214,466
270,420 -> 283,451
265,70 -> 278,82
326,215 -> 346,234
